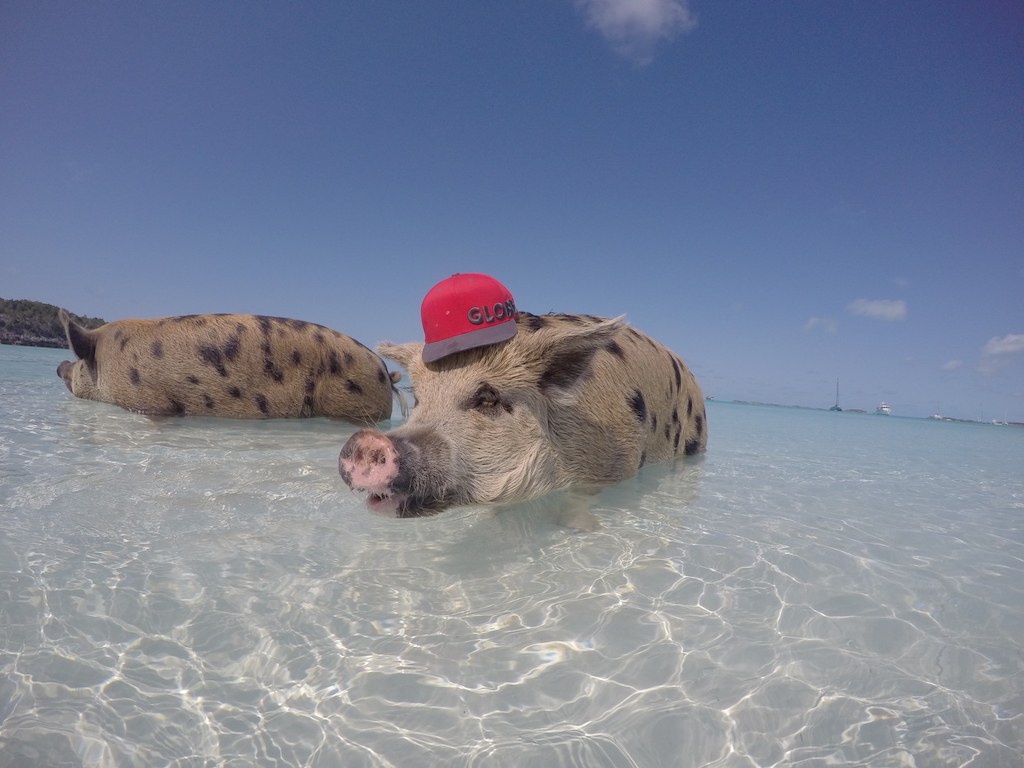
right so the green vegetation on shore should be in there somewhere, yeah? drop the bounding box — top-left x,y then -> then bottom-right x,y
0,298 -> 105,349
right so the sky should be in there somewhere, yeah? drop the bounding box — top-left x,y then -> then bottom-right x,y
2,0 -> 1022,422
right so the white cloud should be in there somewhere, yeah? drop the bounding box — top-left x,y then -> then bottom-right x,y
982,333 -> 1024,356
573,0 -> 697,64
941,360 -> 962,371
847,298 -> 907,321
803,316 -> 837,334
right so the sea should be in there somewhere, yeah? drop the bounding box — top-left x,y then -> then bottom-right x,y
1,342 -> 1022,768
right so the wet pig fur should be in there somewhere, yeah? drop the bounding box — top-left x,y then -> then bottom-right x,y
339,312 -> 707,517
57,310 -> 400,423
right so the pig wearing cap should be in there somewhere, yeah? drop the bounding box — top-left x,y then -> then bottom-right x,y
57,309 -> 400,423
339,310 -> 707,517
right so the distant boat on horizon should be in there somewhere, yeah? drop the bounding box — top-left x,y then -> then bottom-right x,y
830,380 -> 842,412
876,402 -> 892,415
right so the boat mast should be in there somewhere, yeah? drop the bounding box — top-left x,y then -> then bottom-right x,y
830,379 -> 842,411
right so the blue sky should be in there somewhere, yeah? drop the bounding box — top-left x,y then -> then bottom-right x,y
2,1 -> 1022,421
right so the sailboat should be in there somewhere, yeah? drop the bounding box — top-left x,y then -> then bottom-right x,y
829,380 -> 842,412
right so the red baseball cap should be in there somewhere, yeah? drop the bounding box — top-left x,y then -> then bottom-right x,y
421,273 -> 518,363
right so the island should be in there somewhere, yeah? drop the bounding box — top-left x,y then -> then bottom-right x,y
0,298 -> 105,349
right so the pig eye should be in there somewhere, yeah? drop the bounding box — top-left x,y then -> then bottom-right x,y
469,383 -> 510,415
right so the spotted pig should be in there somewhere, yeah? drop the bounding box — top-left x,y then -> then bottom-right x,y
339,312 -> 706,517
57,310 -> 401,423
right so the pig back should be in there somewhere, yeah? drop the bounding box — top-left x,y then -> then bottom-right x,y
82,314 -> 394,422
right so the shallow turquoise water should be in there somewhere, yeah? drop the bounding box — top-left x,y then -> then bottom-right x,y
1,343 -> 1022,766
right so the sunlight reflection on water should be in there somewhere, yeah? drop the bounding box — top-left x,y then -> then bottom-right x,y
1,344 -> 1023,767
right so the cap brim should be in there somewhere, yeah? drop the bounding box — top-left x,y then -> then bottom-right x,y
422,319 -> 517,363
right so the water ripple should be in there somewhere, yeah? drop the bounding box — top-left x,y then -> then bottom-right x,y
2,350 -> 1023,766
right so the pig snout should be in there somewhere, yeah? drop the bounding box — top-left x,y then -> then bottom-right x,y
339,429 -> 400,496
339,429 -> 453,517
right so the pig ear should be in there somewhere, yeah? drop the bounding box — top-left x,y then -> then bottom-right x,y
376,341 -> 423,373
536,316 -> 626,401
61,309 -> 97,363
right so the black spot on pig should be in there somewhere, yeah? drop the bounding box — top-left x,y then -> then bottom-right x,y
523,314 -> 548,333
346,379 -> 363,395
223,335 -> 241,361
539,348 -> 595,394
203,394 -> 215,409
228,387 -> 242,399
129,368 -> 141,385
629,391 -> 647,424
151,340 -> 163,359
198,345 -> 227,377
264,357 -> 284,383
255,394 -> 269,414
292,350 -> 302,366
684,438 -> 701,456
605,340 -> 625,359
187,376 -> 199,385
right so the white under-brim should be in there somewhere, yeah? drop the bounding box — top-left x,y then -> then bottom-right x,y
421,319 -> 518,363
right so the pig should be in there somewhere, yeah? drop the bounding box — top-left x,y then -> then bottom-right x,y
57,310 -> 401,423
339,311 -> 706,517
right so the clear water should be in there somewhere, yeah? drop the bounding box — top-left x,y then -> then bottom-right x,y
1,343 -> 1022,767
